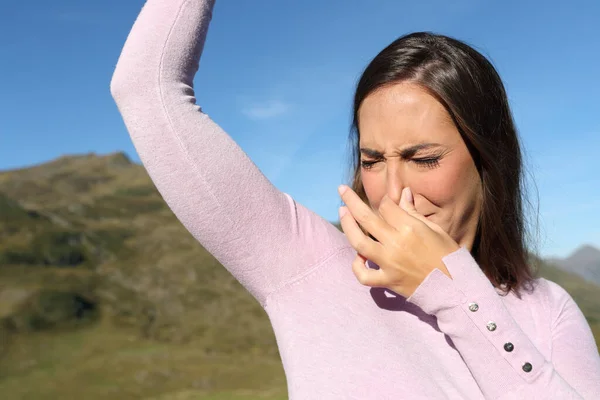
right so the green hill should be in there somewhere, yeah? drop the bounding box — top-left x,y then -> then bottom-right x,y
0,152 -> 597,399
0,153 -> 286,399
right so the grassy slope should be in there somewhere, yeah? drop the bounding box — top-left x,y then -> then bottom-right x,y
0,321 -> 287,400
0,153 -> 287,399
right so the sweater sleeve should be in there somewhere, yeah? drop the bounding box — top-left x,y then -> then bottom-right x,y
109,0 -> 348,306
406,247 -> 600,400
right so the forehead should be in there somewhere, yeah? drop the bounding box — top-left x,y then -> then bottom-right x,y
357,82 -> 458,148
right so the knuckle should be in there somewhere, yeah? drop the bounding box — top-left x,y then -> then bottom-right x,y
356,208 -> 371,222
356,272 -> 368,285
401,224 -> 414,235
390,236 -> 404,250
353,261 -> 368,284
355,238 -> 368,254
379,197 -> 391,212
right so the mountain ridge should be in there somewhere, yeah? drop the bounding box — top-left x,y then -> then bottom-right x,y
547,244 -> 600,286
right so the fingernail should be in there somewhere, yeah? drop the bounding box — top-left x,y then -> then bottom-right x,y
406,187 -> 414,204
339,206 -> 348,219
338,185 -> 348,196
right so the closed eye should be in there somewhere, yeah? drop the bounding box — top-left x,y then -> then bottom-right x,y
360,156 -> 441,170
412,157 -> 440,169
360,160 -> 379,170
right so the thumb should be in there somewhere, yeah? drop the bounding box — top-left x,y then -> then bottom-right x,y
399,187 -> 418,215
399,187 -> 440,231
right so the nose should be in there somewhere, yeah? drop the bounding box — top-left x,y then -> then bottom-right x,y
385,162 -> 407,206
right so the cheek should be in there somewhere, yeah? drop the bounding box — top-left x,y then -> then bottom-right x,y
359,156 -> 478,212
416,160 -> 471,207
361,174 -> 385,209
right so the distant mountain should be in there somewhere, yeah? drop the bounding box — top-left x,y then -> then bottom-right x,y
546,245 -> 600,286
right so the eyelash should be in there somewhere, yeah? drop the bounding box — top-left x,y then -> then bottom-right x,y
360,157 -> 441,170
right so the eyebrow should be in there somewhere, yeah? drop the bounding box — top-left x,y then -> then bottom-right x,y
360,143 -> 444,159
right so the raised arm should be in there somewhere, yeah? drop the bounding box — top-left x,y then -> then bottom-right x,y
110,0 -> 348,306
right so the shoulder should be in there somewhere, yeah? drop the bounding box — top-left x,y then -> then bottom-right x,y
528,277 -> 578,325
501,277 -> 572,316
535,277 -> 573,307
523,277 -> 570,303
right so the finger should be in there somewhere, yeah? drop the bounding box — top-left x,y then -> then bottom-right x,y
377,194 -> 414,232
338,185 -> 395,243
398,187 -> 440,232
399,187 -> 416,214
339,206 -> 385,266
352,254 -> 386,287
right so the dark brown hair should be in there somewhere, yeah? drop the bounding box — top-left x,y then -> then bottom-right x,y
346,32 -> 539,296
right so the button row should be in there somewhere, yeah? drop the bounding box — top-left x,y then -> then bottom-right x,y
467,302 -> 532,373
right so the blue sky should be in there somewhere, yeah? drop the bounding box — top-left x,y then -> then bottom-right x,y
1,0 -> 599,259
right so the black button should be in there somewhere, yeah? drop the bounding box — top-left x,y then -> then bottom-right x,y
504,342 -> 514,352
522,362 -> 532,372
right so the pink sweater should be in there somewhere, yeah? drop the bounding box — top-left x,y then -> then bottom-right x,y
110,0 -> 600,398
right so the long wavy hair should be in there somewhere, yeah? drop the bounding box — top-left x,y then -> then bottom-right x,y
345,32 -> 539,296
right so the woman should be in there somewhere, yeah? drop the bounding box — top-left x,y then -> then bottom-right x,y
110,0 -> 600,398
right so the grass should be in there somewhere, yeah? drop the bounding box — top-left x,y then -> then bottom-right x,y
146,391 -> 286,400
152,391 -> 287,400
0,320 -> 287,400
